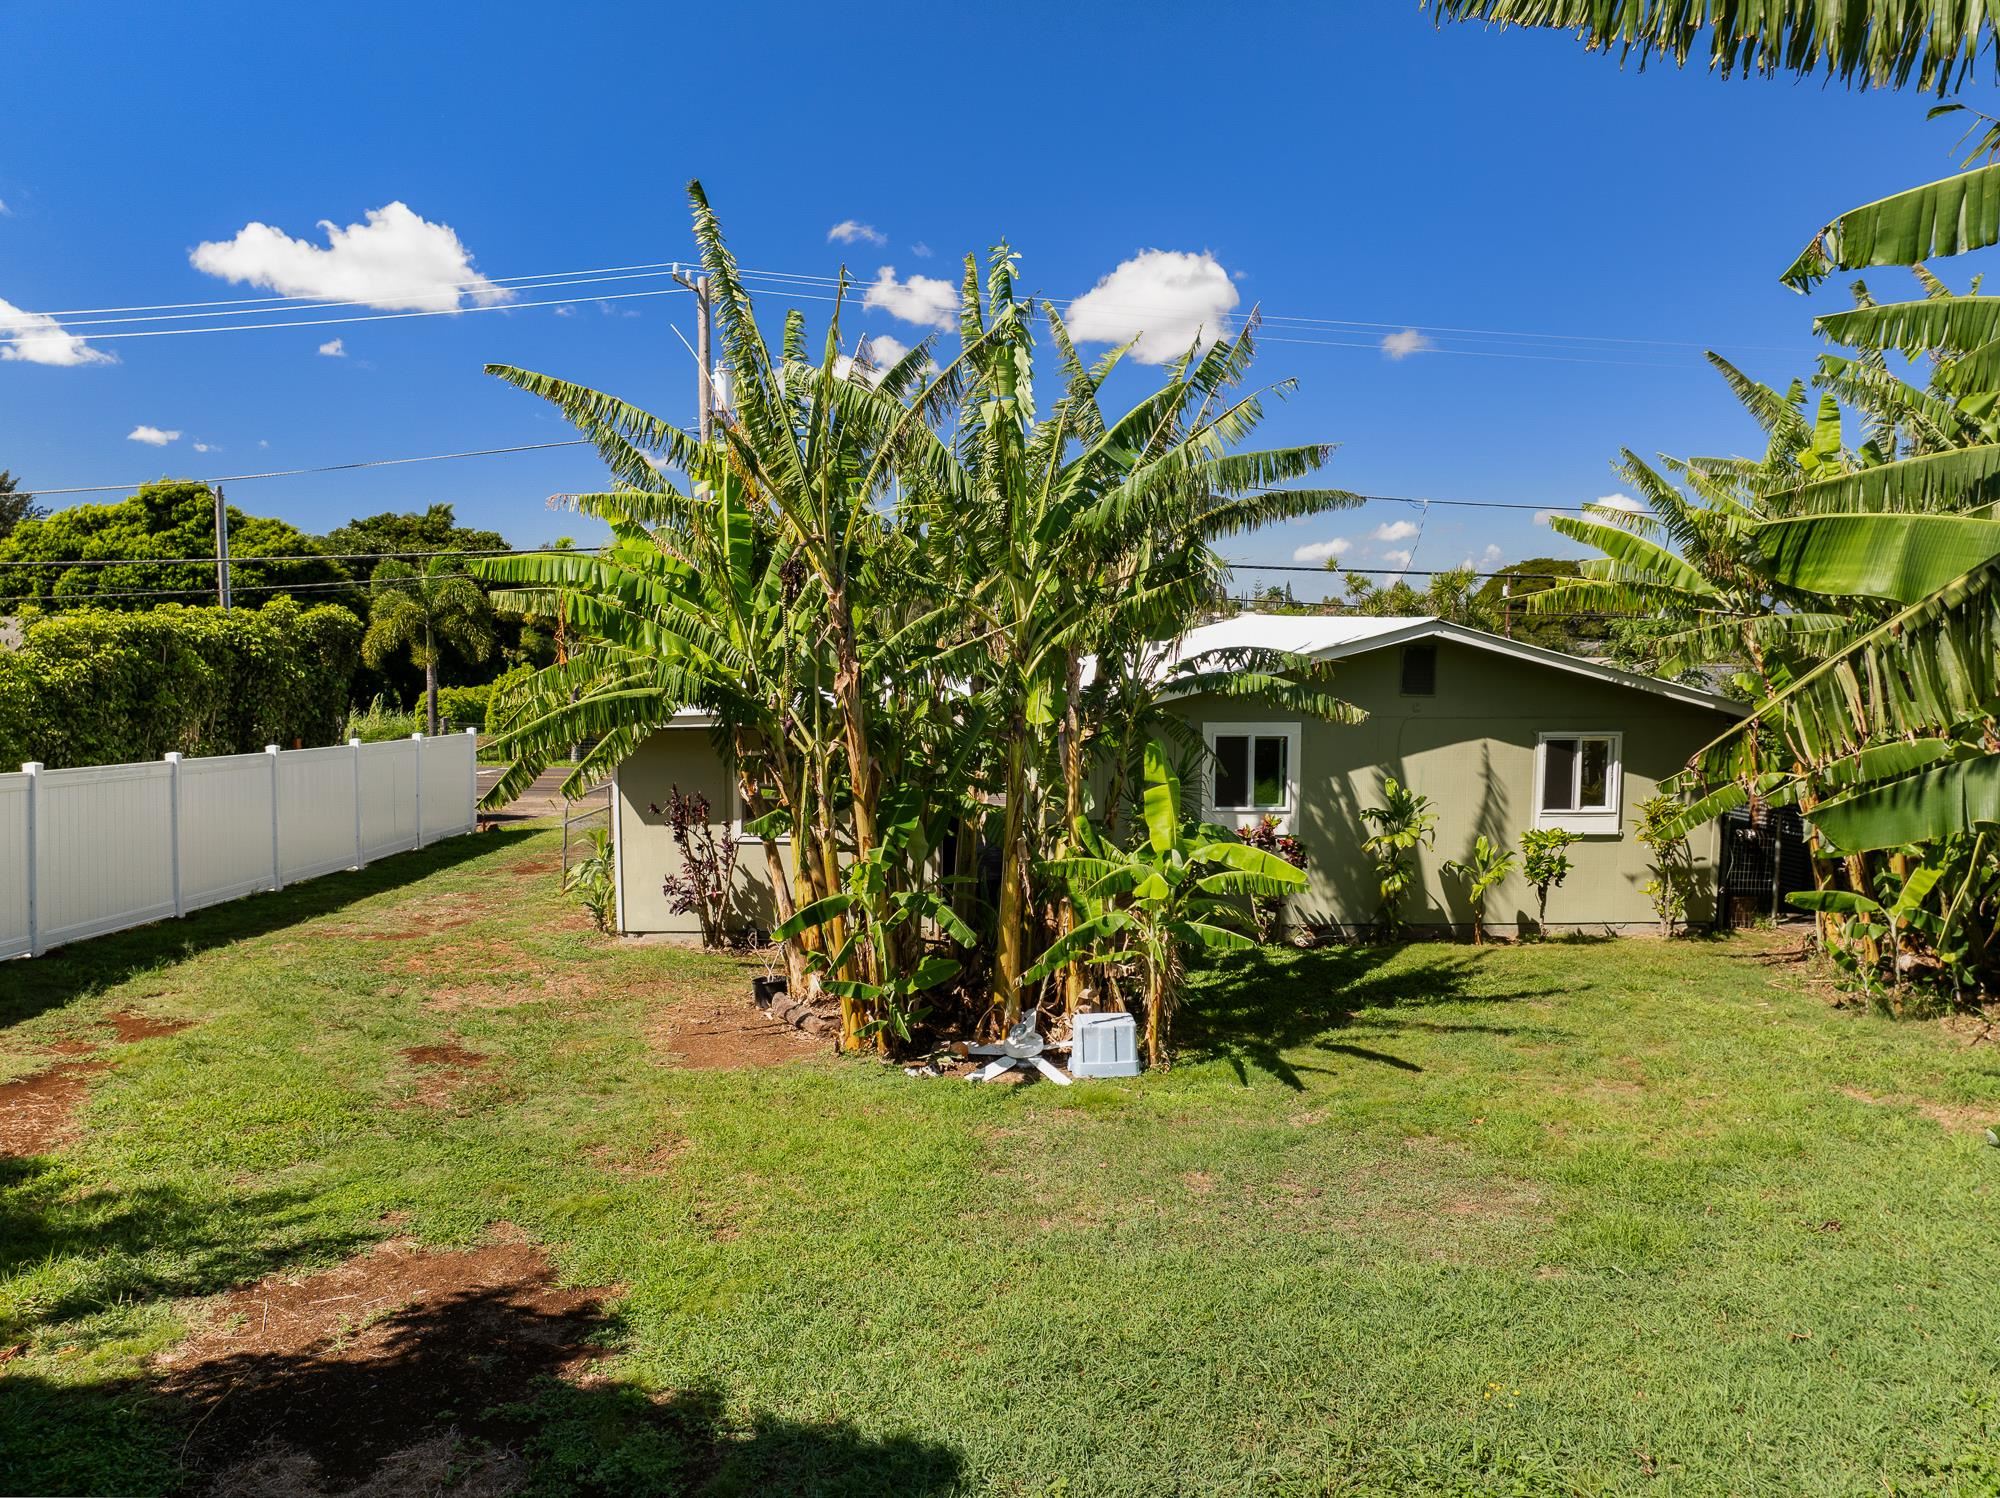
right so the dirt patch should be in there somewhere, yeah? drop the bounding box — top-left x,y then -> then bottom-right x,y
103,1010 -> 192,1043
589,1138 -> 686,1177
1838,1085 -> 1995,1134
400,1044 -> 490,1107
155,1235 -> 609,1493
0,1058 -> 111,1155
506,857 -> 556,878
653,1002 -> 821,1071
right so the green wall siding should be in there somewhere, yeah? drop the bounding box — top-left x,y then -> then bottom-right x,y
613,637 -> 1737,936
1170,639 -> 1732,934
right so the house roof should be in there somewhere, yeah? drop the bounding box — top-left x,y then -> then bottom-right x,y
1165,613 -> 1748,717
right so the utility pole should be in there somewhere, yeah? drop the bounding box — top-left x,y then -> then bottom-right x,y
670,266 -> 715,442
214,484 -> 233,611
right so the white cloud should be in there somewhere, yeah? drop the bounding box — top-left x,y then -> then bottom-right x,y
0,199 -> 10,217
127,425 -> 180,446
1066,250 -> 1238,366
828,220 -> 887,246
1479,543 -> 1503,566
1292,537 -> 1351,563
193,441 -> 217,453
0,296 -> 114,366
864,266 -> 958,330
1588,492 -> 1645,513
1533,510 -> 1557,526
318,337 -> 346,357
835,333 -> 925,386
190,201 -> 508,312
1371,519 -> 1420,543
1381,328 -> 1431,360
552,304 -> 575,317
1383,548 -> 1414,569
910,241 -> 932,258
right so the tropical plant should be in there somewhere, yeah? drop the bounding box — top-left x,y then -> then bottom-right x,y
1029,744 -> 1306,1068
564,828 -> 617,933
652,785 -> 743,950
361,558 -> 497,736
1633,793 -> 1699,937
1519,827 -> 1581,935
1440,834 -> 1514,944
1426,3 -> 2000,94
469,181 -> 1361,1059
1360,776 -> 1437,937
1236,813 -> 1308,941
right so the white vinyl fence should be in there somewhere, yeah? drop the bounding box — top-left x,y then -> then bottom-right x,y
0,731 -> 478,959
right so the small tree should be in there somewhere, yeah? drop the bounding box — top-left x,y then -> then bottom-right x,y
1360,776 -> 1437,939
652,786 -> 743,949
1634,794 -> 1698,937
1440,835 -> 1515,944
1031,744 -> 1307,1068
361,558 -> 496,736
1520,827 -> 1582,936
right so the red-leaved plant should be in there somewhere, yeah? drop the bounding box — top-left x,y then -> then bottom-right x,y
649,785 -> 741,949
1236,814 -> 1306,942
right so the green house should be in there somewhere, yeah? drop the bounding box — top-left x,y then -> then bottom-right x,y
607,615 -> 1747,940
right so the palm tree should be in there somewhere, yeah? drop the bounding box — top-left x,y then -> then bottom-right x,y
361,559 -> 497,736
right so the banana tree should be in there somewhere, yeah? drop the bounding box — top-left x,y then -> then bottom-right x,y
1028,743 -> 1306,1068
1440,834 -> 1514,944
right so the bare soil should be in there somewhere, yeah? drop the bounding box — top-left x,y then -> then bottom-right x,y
155,1235 -> 609,1494
0,1057 -> 111,1155
653,1001 -> 822,1070
399,1043 -> 491,1107
1838,1084 -> 1996,1134
0,1009 -> 195,1155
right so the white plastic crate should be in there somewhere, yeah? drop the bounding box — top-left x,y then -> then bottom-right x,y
1070,1011 -> 1140,1077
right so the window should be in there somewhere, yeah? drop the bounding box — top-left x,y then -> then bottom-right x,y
1400,643 -> 1437,696
1535,732 -> 1622,833
1203,721 -> 1301,829
732,770 -> 791,844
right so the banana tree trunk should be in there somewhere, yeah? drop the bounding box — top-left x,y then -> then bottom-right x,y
991,715 -> 1030,1030
1056,651 -> 1086,1015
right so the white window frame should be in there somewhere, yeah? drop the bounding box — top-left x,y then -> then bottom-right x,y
1201,721 -> 1302,833
1534,731 -> 1623,835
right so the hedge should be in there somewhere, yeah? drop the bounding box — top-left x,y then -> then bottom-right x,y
0,599 -> 364,769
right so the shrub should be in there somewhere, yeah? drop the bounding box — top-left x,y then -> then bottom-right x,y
565,829 -> 617,932
1441,834 -> 1515,944
1520,827 -> 1582,935
0,598 -> 362,768
434,683 -> 491,731
344,694 -> 423,743
1634,794 -> 1700,936
1361,776 -> 1437,938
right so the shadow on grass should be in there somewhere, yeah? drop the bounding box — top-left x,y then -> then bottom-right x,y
1178,944 -> 1570,1089
1,827 -> 539,1029
2,1285 -> 964,1497
0,1157 -> 379,1336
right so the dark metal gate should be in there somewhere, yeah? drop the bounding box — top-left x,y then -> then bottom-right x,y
1717,803 -> 1817,928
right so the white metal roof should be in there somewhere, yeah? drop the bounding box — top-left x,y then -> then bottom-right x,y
1162,613 -> 1747,717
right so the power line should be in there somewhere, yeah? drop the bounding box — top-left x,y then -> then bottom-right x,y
0,286 -> 688,350
53,268 -> 687,330
0,543 -> 606,571
20,439 -> 595,498
32,258 -> 694,318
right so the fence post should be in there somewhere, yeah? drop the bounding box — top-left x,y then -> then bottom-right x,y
266,744 -> 283,891
21,762 -> 41,958
351,737 -> 365,870
164,752 -> 185,919
465,727 -> 478,835
412,733 -> 426,850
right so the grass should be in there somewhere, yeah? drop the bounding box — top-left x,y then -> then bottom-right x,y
6,826 -> 2000,1495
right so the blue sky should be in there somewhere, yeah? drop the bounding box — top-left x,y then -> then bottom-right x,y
1,1 -> 1988,596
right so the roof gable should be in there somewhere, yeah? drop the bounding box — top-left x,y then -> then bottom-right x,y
1171,614 -> 1747,717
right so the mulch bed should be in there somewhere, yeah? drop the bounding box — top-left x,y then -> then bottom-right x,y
154,1235 -> 610,1494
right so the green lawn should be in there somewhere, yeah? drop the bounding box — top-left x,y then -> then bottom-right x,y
6,826 -> 2000,1496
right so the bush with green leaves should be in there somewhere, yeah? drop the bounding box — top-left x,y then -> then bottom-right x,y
1360,776 -> 1437,938
1519,827 -> 1582,935
0,598 -> 362,768
564,828 -> 618,933
1440,834 -> 1515,944
1634,794 -> 1700,937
